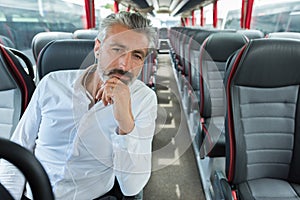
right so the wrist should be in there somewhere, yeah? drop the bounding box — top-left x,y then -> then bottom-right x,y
118,122 -> 134,135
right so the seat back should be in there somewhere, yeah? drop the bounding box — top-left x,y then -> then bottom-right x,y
31,32 -> 73,62
36,39 -> 95,81
189,31 -> 215,93
0,44 -> 36,138
200,32 -> 248,118
224,38 -> 300,184
199,32 -> 248,158
139,51 -> 157,89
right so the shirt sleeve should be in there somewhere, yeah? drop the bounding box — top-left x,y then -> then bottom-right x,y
0,82 -> 42,200
111,90 -> 157,196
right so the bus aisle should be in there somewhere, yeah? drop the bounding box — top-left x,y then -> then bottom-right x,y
143,53 -> 205,200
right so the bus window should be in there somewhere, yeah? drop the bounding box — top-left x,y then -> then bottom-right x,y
223,0 -> 300,34
0,0 -> 84,51
251,12 -> 290,33
223,9 -> 241,30
287,11 -> 300,32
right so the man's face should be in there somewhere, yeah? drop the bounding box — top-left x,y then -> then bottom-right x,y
95,24 -> 149,85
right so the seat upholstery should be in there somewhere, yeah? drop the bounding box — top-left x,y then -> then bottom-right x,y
221,38 -> 300,199
198,32 -> 248,158
36,39 -> 95,81
0,44 -> 36,139
31,32 -> 73,62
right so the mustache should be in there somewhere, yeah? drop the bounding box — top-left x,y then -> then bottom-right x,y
105,69 -> 134,84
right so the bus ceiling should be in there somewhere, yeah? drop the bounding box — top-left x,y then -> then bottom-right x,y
84,0 -> 254,29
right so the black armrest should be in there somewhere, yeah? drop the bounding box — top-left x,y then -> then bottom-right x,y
211,171 -> 234,200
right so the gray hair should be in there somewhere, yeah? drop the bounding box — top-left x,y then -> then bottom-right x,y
97,11 -> 157,53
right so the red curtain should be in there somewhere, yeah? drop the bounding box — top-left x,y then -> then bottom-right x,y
241,0 -> 245,28
181,17 -> 185,26
84,0 -> 95,29
185,17 -> 189,26
114,0 -> 119,13
200,7 -> 204,26
241,0 -> 254,29
245,0 -> 254,29
213,1 -> 218,28
192,10 -> 196,26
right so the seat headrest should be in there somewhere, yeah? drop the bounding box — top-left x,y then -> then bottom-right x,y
73,29 -> 99,40
267,32 -> 300,40
0,35 -> 15,48
189,30 -> 215,50
202,32 -> 248,62
237,29 -> 265,40
227,38 -> 300,87
31,32 -> 73,61
37,39 -> 95,80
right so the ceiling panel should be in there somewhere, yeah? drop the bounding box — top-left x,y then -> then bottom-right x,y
119,0 -> 215,16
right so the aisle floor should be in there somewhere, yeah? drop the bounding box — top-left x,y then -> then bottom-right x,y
143,54 -> 205,200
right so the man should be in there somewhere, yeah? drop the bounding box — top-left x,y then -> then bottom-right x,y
0,12 -> 157,200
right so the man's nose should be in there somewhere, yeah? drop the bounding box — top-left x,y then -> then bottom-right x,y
118,52 -> 132,71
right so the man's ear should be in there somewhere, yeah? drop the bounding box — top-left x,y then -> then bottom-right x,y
94,39 -> 101,58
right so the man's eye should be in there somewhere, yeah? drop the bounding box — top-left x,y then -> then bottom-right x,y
112,48 -> 120,52
134,54 -> 143,60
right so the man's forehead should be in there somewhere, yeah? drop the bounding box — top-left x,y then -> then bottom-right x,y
104,25 -> 149,50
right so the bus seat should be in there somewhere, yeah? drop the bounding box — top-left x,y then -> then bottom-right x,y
266,31 -> 300,39
237,29 -> 265,40
212,38 -> 300,200
177,28 -> 195,93
36,39 -> 95,82
187,30 -> 219,118
139,51 -> 157,90
0,138 -> 54,199
0,44 -> 36,139
73,29 -> 99,40
198,32 -> 248,158
0,35 -> 15,48
31,32 -> 73,62
168,27 -> 185,67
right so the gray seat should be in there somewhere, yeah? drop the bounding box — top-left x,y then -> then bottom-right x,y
36,39 -> 95,81
139,51 -> 157,90
31,32 -> 73,62
198,32 -> 248,158
0,44 -> 36,139
212,38 -> 300,200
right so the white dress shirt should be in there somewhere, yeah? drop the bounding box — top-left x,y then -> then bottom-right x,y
0,68 -> 157,200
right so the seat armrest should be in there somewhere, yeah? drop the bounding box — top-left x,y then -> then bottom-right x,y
211,171 -> 234,200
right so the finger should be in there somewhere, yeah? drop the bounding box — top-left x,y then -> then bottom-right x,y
96,86 -> 104,101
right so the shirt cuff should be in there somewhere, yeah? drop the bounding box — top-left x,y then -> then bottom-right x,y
111,125 -> 140,153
